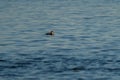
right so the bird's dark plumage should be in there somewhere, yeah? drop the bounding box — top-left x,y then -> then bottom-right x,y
45,31 -> 54,35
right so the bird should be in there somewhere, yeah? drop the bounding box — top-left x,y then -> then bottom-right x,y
45,31 -> 54,35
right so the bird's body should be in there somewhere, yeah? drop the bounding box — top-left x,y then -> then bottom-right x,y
45,31 -> 54,35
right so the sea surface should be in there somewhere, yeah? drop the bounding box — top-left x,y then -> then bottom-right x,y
0,0 -> 120,80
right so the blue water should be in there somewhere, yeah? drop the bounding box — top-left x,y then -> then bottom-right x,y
0,0 -> 120,80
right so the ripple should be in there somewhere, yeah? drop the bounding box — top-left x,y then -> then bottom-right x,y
106,68 -> 120,72
100,48 -> 120,52
14,61 -> 32,67
0,43 -> 14,46
0,73 -> 21,77
60,35 -> 77,41
0,59 -> 7,62
32,57 -> 45,61
69,66 -> 86,72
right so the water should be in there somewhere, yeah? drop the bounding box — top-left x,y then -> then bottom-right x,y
0,0 -> 120,80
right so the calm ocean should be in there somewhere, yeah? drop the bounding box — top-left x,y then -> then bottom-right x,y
0,0 -> 120,80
